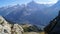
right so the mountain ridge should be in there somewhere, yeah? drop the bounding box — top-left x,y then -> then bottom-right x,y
0,0 -> 60,26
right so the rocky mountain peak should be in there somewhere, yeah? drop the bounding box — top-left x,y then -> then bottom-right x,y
27,0 -> 38,6
29,0 -> 36,4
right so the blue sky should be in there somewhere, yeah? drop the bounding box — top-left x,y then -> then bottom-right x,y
0,0 -> 58,7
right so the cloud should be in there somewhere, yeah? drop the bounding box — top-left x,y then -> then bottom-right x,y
35,0 -> 58,4
36,2 -> 55,4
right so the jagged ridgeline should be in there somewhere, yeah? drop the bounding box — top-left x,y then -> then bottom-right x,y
44,10 -> 60,34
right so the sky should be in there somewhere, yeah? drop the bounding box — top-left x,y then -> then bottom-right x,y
0,0 -> 58,7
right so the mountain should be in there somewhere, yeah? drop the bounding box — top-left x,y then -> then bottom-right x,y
4,1 -> 49,25
0,1 -> 60,26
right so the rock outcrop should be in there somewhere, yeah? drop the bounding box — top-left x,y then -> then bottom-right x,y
0,16 -> 24,34
11,24 -> 24,34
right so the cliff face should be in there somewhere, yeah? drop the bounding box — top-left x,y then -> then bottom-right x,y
44,11 -> 60,34
0,16 -> 24,34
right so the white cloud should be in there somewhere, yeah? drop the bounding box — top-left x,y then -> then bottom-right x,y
35,0 -> 58,4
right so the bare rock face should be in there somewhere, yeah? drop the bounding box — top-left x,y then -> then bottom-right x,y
11,24 -> 24,34
0,16 -> 24,34
0,16 -> 11,34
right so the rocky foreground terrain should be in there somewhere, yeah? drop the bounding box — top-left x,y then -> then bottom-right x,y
0,16 -> 42,34
0,16 -> 24,34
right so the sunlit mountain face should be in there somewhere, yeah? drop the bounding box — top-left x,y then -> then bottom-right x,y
0,0 -> 60,27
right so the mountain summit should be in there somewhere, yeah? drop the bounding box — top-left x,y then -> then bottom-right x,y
27,0 -> 48,9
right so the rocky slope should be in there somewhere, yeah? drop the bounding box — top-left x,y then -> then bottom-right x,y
0,16 -> 42,34
0,16 -> 24,34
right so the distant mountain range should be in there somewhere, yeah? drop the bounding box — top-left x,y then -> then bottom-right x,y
0,0 -> 60,26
